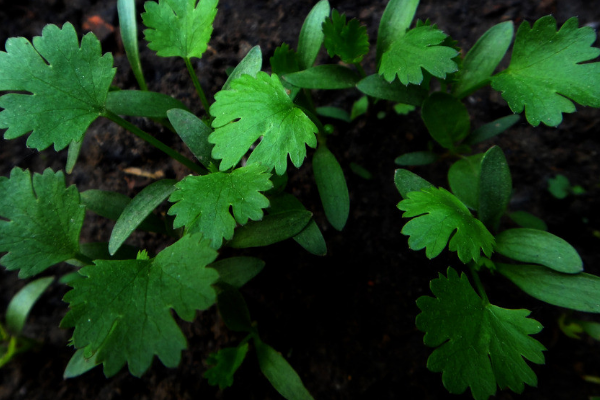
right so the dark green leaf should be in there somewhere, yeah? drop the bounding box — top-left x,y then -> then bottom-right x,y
316,107 -> 351,122
453,21 -> 514,99
109,180 -> 176,255
349,162 -> 372,180
118,0 -> 147,90
466,115 -> 520,145
479,146 -> 512,230
393,169 -> 434,199
376,0 -> 419,65
106,90 -> 188,118
210,257 -> 265,288
271,43 -> 300,77
283,65 -> 360,89
313,145 -> 349,231
222,45 -> 263,91
6,276 -> 54,334
350,96 -> 369,121
74,242 -> 140,265
508,211 -> 548,231
228,210 -> 312,248
421,92 -> 470,149
297,0 -> 330,70
204,343 -> 249,389
497,263 -> 600,313
495,228 -> 583,273
447,153 -> 483,210
394,151 -> 437,166
322,9 -> 369,64
215,283 -> 253,332
168,108 -> 214,168
356,74 -> 427,106
255,337 -> 314,400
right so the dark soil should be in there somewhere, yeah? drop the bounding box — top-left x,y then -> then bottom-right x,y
1,0 -> 600,399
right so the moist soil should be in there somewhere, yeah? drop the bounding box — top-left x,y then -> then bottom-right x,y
1,0 -> 600,399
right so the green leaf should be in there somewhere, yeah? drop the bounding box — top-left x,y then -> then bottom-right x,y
379,25 -> 458,85
141,0 -> 218,59
6,276 -> 54,334
118,0 -> 148,90
356,74 -> 427,106
350,96 -> 369,121
494,228 -> 583,274
270,43 -> 300,76
322,9 -> 369,64
109,179 -> 177,255
255,337 -> 314,400
313,145 -> 350,231
64,347 -> 100,379
453,21 -> 514,99
479,146 -> 512,230
215,283 -> 253,332
168,164 -> 272,249
75,242 -> 140,265
0,23 -> 114,151
393,103 -> 416,115
394,151 -> 437,166
167,109 -> 214,168
508,211 -> 548,231
349,162 -> 373,180
223,45 -> 263,90
0,168 -> 85,278
375,0 -> 419,65
316,107 -> 351,123
421,92 -> 470,149
547,174 -> 571,199
398,187 -> 494,263
228,210 -> 312,249
66,139 -> 83,174
204,343 -> 249,389
447,153 -> 483,210
282,65 -> 360,89
465,115 -> 520,145
417,267 -> 545,400
497,263 -> 600,313
210,72 -> 318,175
491,16 -> 600,127
210,257 -> 265,288
61,234 -> 219,377
106,90 -> 188,118
393,169 -> 434,199
297,0 -> 330,70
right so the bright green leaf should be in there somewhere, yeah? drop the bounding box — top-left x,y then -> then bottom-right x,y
491,16 -> 600,127
417,267 -> 545,400
421,92 -> 470,149
297,0 -> 330,70
142,0 -> 218,59
494,228 -> 583,274
350,96 -> 369,121
222,45 -> 263,91
61,234 -> 219,377
398,187 -> 494,263
204,343 -> 249,389
6,276 -> 54,334
209,72 -> 318,174
271,43 -> 300,76
0,168 -> 85,278
322,9 -> 369,64
0,23 -> 114,151
547,174 -> 571,199
168,164 -> 273,249
379,25 -> 458,85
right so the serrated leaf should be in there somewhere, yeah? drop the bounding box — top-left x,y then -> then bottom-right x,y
141,0 -> 218,59
398,187 -> 494,263
322,9 -> 369,64
491,16 -> 600,127
209,72 -> 318,174
376,0 -> 419,65
0,168 -> 85,278
379,25 -> 458,85
0,23 -> 114,151
61,234 -> 219,377
417,267 -> 545,400
270,43 -> 300,76
204,343 -> 249,389
168,164 -> 273,249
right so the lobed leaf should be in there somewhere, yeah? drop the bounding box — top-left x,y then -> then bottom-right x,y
491,16 -> 600,127
168,164 -> 273,249
376,0 -> 419,65
417,267 -> 545,400
0,23 -> 114,151
322,9 -> 369,64
0,168 -> 85,278
61,234 -> 219,377
209,72 -> 318,175
398,187 -> 494,263
142,0 -> 218,59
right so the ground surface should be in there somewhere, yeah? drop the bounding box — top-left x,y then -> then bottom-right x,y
1,0 -> 600,399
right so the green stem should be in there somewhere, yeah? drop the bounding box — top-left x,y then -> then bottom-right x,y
104,111 -> 207,175
184,57 -> 211,115
354,62 -> 367,78
469,264 -> 489,305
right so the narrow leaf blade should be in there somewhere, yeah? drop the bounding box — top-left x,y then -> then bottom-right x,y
393,169 -> 434,199
210,257 -> 265,288
313,146 -> 349,231
6,276 -> 54,334
283,65 -> 360,89
297,0 -> 330,70
356,74 -> 427,106
222,45 -> 263,91
478,146 -> 512,230
228,210 -> 312,248
376,0 -> 420,65
167,108 -> 214,168
106,90 -> 188,118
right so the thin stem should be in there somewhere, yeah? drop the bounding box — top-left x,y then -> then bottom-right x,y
469,263 -> 489,305
354,62 -> 367,78
104,111 -> 207,175
184,57 -> 211,115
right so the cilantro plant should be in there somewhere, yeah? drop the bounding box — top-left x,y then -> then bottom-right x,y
1,0 -> 599,399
